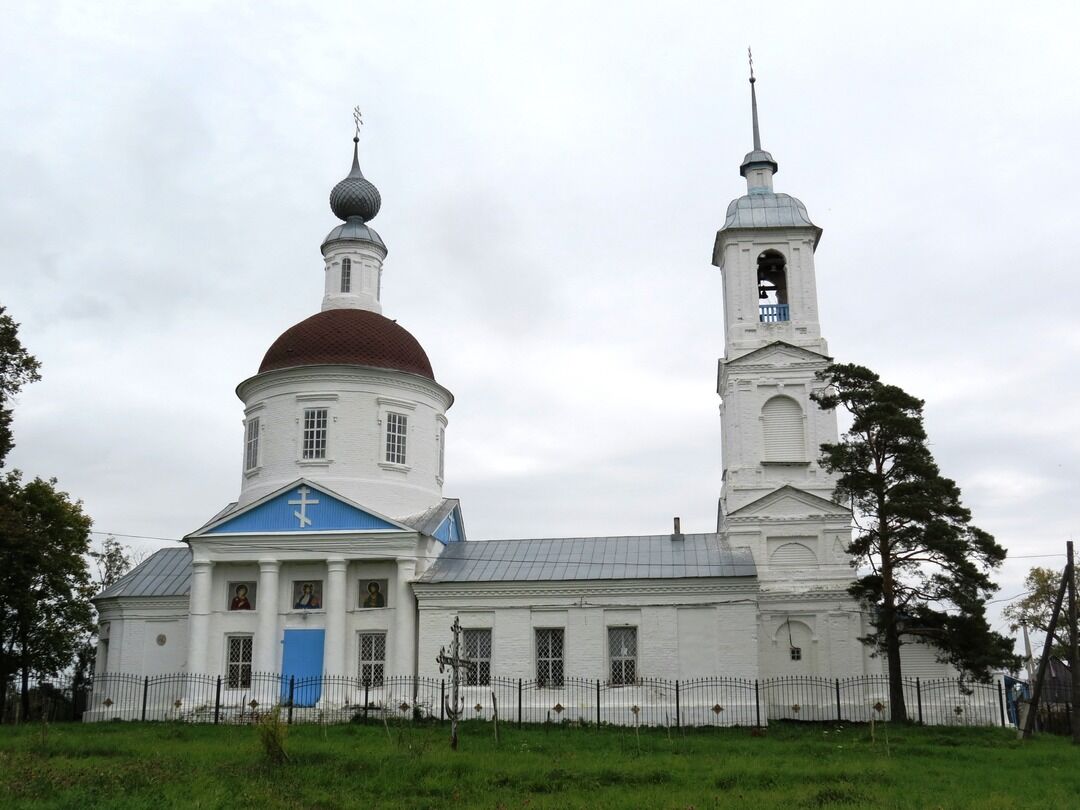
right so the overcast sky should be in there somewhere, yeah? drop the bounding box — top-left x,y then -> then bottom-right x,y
3,2 -> 1078,647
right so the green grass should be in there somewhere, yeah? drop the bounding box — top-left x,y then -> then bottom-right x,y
0,719 -> 1077,809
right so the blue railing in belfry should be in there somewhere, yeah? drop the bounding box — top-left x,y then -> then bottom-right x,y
759,304 -> 790,322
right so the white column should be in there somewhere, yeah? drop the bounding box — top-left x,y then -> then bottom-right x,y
254,560 -> 280,674
187,561 -> 214,675
394,558 -> 417,677
324,559 -> 348,677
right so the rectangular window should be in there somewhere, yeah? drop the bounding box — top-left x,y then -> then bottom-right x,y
341,257 -> 352,293
608,626 -> 637,686
438,426 -> 446,479
226,635 -> 253,689
358,632 -> 386,686
463,628 -> 491,686
244,417 -> 260,471
385,412 -> 408,465
535,628 -> 564,688
302,408 -> 328,459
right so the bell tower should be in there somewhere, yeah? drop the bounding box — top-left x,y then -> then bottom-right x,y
712,65 -> 839,520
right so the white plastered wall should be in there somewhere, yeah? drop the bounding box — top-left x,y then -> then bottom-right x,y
235,365 -> 452,517
414,579 -> 761,682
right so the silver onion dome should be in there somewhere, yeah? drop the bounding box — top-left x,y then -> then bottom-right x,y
329,136 -> 381,222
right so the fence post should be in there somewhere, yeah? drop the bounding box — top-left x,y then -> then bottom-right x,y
754,679 -> 761,727
675,680 -> 681,729
214,676 -> 222,725
141,676 -> 149,722
287,676 -> 295,725
916,678 -> 923,725
364,680 -> 370,724
835,678 -> 842,723
517,678 -> 522,728
998,681 -> 1007,728
596,679 -> 601,726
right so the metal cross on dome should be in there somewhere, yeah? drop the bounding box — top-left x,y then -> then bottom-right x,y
288,486 -> 319,528
353,106 -> 363,138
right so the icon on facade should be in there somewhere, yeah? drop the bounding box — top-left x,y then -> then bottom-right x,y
362,579 -> 388,608
228,581 -> 257,610
292,580 -> 323,609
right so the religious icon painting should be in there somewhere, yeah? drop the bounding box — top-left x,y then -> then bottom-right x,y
228,581 -> 257,610
292,580 -> 323,610
360,579 -> 388,609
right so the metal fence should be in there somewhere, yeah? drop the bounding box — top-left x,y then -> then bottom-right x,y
3,671 -> 1020,729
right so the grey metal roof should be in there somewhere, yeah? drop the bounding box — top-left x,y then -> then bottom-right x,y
720,191 -> 818,233
399,498 -> 460,537
95,547 -> 192,600
321,218 -> 386,253
418,533 -> 756,584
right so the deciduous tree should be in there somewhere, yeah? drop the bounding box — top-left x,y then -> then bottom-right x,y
0,473 -> 95,718
812,363 -> 1018,721
0,307 -> 41,467
1003,566 -> 1072,661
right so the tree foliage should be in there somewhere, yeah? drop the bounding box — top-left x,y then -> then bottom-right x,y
90,536 -> 133,590
812,363 -> 1018,720
1003,566 -> 1072,661
0,472 -> 95,703
0,307 -> 42,467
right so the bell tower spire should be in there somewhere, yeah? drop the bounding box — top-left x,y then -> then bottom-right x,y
739,49 -> 779,194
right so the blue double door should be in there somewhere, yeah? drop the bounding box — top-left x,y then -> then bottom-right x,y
281,629 -> 325,707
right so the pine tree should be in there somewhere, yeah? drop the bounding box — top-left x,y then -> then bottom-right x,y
812,363 -> 1018,721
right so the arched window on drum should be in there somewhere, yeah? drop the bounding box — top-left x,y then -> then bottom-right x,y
761,395 -> 805,462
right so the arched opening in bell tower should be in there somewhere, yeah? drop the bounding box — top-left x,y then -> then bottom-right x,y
757,249 -> 789,322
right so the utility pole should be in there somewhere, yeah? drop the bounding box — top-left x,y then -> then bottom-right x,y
436,616 -> 475,750
1022,553 -> 1072,739
1069,541 -> 1079,744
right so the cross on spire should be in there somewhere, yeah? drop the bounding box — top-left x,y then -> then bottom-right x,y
748,47 -> 761,151
353,106 -> 363,140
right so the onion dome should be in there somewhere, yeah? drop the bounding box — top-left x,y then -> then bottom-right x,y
329,137 -> 382,223
259,309 -> 435,380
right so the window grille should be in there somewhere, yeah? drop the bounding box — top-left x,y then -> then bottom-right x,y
608,626 -> 637,686
358,632 -> 386,687
463,628 -> 491,686
438,426 -> 446,479
385,412 -> 408,465
535,628 -> 564,688
790,646 -> 802,661
341,257 -> 352,293
226,635 -> 253,689
302,408 -> 328,460
244,416 -> 260,471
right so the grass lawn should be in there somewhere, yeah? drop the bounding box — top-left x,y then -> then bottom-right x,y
0,719 -> 1077,809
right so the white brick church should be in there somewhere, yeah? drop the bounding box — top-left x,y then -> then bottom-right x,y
93,79 -> 950,702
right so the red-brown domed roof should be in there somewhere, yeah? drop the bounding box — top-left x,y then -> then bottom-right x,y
259,309 -> 435,380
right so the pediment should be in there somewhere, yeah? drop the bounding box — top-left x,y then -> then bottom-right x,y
728,485 -> 849,519
189,480 -> 413,537
724,341 -> 830,369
